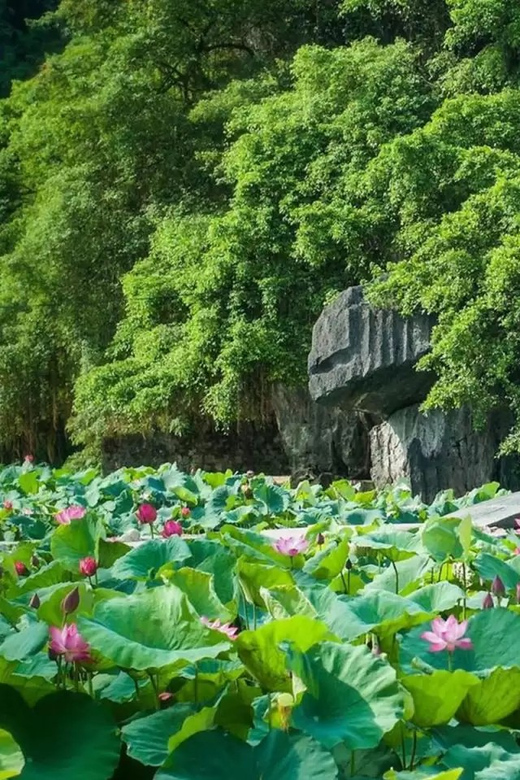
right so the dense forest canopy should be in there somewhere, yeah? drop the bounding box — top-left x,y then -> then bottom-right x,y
1,0 -> 520,462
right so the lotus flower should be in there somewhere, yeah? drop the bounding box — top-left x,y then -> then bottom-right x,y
14,561 -> 28,576
24,454 -> 34,464
49,624 -> 91,664
273,536 -> 309,557
421,616 -> 473,653
482,593 -> 494,609
162,520 -> 183,538
200,616 -> 238,640
79,557 -> 98,577
55,505 -> 86,525
136,503 -> 157,524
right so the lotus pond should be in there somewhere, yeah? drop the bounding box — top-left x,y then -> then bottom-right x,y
1,461 -> 520,779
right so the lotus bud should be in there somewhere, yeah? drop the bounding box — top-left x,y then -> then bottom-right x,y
136,503 -> 157,524
317,533 -> 325,546
180,506 -> 191,519
29,592 -> 41,609
14,561 -> 28,576
482,593 -> 494,609
31,554 -> 39,568
345,558 -> 353,571
3,500 -> 12,510
491,575 -> 506,597
162,520 -> 183,538
61,586 -> 80,616
516,582 -> 520,605
79,557 -> 98,577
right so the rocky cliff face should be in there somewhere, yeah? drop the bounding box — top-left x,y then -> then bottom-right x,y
308,286 -> 520,499
309,287 -> 436,415
271,384 -> 370,481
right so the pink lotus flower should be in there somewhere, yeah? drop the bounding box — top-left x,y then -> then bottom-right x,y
181,506 -> 191,519
162,520 -> 183,538
3,500 -> 12,510
55,505 -> 86,525
136,503 -> 157,524
421,616 -> 473,653
273,536 -> 309,557
79,557 -> 98,577
49,624 -> 91,664
200,616 -> 238,640
159,692 -> 173,703
24,454 -> 34,464
514,548 -> 520,555
14,561 -> 28,576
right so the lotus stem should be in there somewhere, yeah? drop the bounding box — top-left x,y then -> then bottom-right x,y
409,729 -> 417,770
391,560 -> 399,594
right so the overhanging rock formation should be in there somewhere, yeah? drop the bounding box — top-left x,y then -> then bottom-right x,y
308,286 -> 436,415
308,286 -> 520,500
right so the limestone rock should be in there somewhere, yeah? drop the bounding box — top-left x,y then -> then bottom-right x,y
369,404 -> 520,501
271,384 -> 370,480
308,286 -> 436,416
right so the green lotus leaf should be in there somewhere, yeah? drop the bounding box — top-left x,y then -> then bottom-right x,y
420,517 -> 466,562
303,537 -> 350,580
111,538 -> 191,580
0,685 -> 119,780
473,553 -> 520,591
407,582 -> 464,613
121,703 -> 216,766
354,528 -> 423,561
186,541 -> 237,605
239,561 -> 294,607
457,667 -> 520,725
167,568 -> 233,621
50,516 -> 101,569
236,615 -> 330,690
7,562 -> 68,599
401,670 -> 479,728
365,555 -> 435,595
287,641 -> 403,750
0,729 -> 24,779
0,622 -> 48,663
78,585 -> 230,671
156,730 -> 338,780
221,527 -> 287,566
385,770 -> 463,780
35,582 -> 94,626
442,739 -> 520,780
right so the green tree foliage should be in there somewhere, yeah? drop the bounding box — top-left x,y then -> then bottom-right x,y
71,38 -> 435,452
0,0 -> 61,96
3,0 -> 520,461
